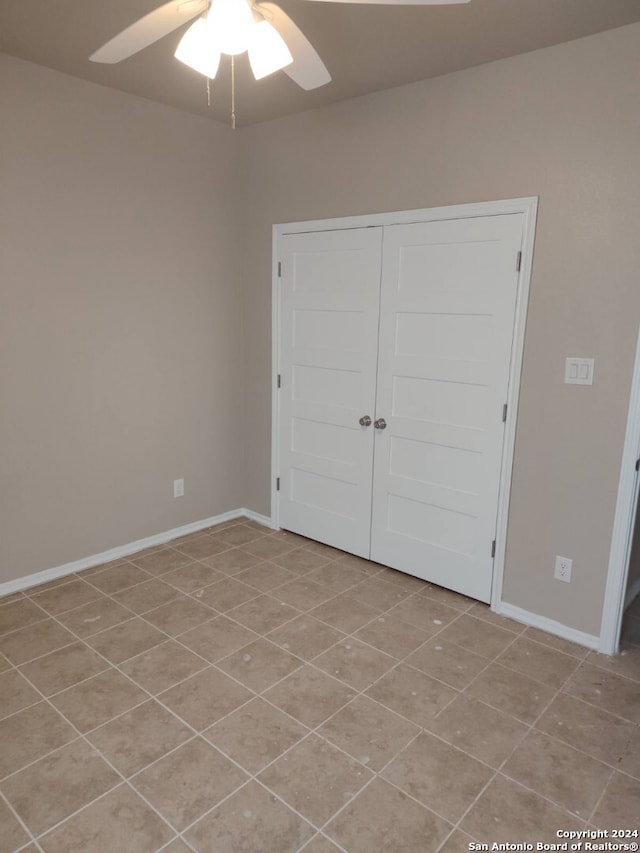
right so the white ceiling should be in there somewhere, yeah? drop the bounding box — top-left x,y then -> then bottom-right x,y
2,0 -> 639,126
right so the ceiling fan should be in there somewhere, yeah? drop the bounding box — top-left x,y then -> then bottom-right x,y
90,0 -> 471,94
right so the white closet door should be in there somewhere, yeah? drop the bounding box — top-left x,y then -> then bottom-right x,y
278,228 -> 383,557
370,214 -> 524,602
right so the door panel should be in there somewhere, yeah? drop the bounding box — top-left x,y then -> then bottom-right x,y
370,215 -> 524,602
278,228 -> 383,557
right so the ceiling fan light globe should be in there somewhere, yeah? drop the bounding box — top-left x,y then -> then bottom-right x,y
248,20 -> 293,80
174,17 -> 221,77
207,0 -> 255,55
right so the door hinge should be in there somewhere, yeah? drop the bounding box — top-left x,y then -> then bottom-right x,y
636,458 -> 640,472
502,403 -> 508,423
277,374 -> 281,389
277,261 -> 282,277
516,251 -> 522,272
491,540 -> 496,559
276,477 -> 280,491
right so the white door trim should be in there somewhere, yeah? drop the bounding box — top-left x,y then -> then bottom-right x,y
272,197 -> 538,615
599,326 -> 640,654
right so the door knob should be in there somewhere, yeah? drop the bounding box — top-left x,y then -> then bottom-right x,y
374,417 -> 387,430
359,415 -> 372,427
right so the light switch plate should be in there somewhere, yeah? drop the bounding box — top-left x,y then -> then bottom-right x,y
565,357 -> 594,385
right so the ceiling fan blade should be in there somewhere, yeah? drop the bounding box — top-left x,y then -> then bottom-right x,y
303,0 -> 469,4
255,2 -> 331,90
90,0 -> 208,63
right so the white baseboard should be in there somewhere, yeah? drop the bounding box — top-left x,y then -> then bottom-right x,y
497,601 -> 600,651
624,577 -> 640,611
0,507 -> 276,599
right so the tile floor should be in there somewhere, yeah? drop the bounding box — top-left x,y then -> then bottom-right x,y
0,519 -> 639,852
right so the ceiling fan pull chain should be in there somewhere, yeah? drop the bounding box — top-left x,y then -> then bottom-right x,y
231,54 -> 237,129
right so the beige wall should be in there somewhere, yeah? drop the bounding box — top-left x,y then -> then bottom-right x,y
0,55 -> 244,582
237,23 -> 640,637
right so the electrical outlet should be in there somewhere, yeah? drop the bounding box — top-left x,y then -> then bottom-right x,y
173,478 -> 184,498
554,555 -> 572,583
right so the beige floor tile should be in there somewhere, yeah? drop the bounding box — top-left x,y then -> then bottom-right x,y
585,645 -> 640,683
425,694 -> 528,768
178,615 -> 258,663
160,562 -> 225,594
56,597 -> 133,638
466,662 -> 556,724
19,642 -> 108,696
29,580 -> 103,616
27,577 -> 78,595
466,602 -> 527,633
202,548 -> 263,574
50,668 -> 147,733
619,726 -> 640,779
565,664 -> 640,723
303,542 -> 346,560
313,638 -> 397,691
591,771 -> 640,829
215,524 -> 265,547
162,838 -> 192,853
142,597 -> 216,636
318,695 -> 420,771
498,636 -> 580,688
272,548 -> 333,575
436,614 -> 518,659
348,578 -> 411,612
132,737 -> 248,830
0,599 -> 47,636
419,584 -> 475,612
304,562 -> 370,595
266,615 -> 345,660
263,665 -> 356,728
79,558 -> 129,577
438,830 -> 479,853
260,734 -> 373,827
325,778 -> 451,853
0,618 -> 75,666
0,739 -> 119,836
0,652 -> 10,673
333,553 -> 382,574
112,579 -> 181,615
0,670 -> 40,720
86,617 -> 167,664
300,835 -> 342,853
196,578 -> 260,612
243,537 -> 298,561
39,784 -> 173,853
354,614 -> 430,659
204,697 -> 307,773
365,663 -> 458,728
185,780 -> 315,852
382,731 -> 493,823
159,666 -> 252,730
270,530 -> 312,549
276,578 -> 336,611
503,729 -> 611,818
388,594 -> 460,633
217,639 -> 302,692
0,591 -> 26,606
120,640 -> 208,694
131,547 -> 196,573
374,567 -> 429,592
87,699 -> 191,776
522,626 -> 591,659
0,702 -> 77,778
536,693 -> 636,766
0,798 -> 30,853
405,637 -> 490,689
310,593 -> 380,634
460,774 -> 583,843
226,594 -> 300,634
86,564 -> 150,595
235,561 -> 295,592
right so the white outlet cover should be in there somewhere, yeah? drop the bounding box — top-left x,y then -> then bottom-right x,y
565,357 -> 594,385
173,478 -> 184,498
554,555 -> 573,583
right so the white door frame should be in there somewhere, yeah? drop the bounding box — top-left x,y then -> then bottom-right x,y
599,326 -> 640,654
271,197 -> 538,614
